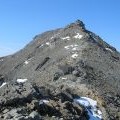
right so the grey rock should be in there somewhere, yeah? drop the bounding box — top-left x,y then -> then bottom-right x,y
4,113 -> 13,119
0,82 -> 35,108
0,20 -> 120,119
2,109 -> 9,114
53,72 -> 63,81
29,111 -> 41,119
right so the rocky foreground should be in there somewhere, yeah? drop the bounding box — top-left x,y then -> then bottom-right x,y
0,81 -> 89,120
0,20 -> 120,119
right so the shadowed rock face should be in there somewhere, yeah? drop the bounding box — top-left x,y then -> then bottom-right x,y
0,20 -> 120,119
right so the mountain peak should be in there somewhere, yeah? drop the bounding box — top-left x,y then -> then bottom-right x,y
0,20 -> 120,120
66,19 -> 86,30
74,19 -> 85,28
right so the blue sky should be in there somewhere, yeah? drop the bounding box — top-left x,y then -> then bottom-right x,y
0,0 -> 120,56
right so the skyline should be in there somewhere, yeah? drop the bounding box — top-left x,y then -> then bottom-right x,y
0,0 -> 120,56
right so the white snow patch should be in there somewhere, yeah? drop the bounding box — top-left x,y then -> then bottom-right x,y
87,109 -> 102,120
61,77 -> 67,80
0,59 -> 4,62
74,33 -> 83,39
50,33 -> 60,40
64,44 -> 79,50
39,44 -> 44,48
39,100 -> 49,105
71,53 -> 78,59
74,97 -> 102,120
17,79 -> 28,83
64,46 -> 70,49
0,82 -> 7,88
74,98 -> 90,107
50,36 -> 54,39
24,61 -> 29,65
24,57 -> 33,65
72,47 -> 77,51
74,44 -> 79,47
46,42 -> 50,45
81,97 -> 97,107
105,48 -> 113,53
62,36 -> 70,40
70,45 -> 74,47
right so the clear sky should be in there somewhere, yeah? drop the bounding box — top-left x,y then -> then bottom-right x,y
0,0 -> 120,57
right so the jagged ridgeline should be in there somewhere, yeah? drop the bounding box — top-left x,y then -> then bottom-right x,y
0,20 -> 120,120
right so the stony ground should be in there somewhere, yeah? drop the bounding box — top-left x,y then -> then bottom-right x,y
0,82 -> 89,120
0,20 -> 120,120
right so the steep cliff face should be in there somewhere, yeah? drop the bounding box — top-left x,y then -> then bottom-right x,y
0,20 -> 120,119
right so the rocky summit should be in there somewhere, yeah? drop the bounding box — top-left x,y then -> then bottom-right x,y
0,20 -> 120,120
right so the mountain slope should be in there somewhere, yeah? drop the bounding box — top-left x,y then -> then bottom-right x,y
0,20 -> 120,120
